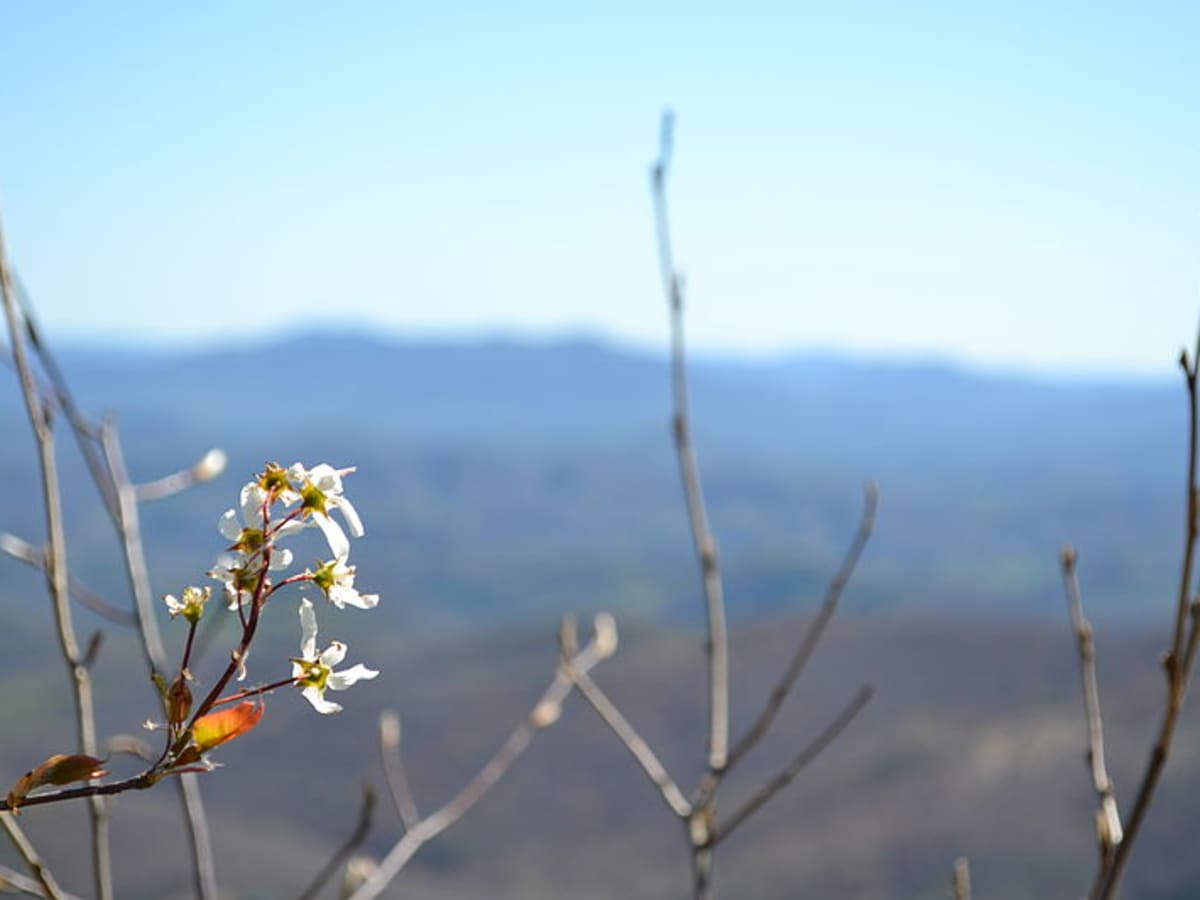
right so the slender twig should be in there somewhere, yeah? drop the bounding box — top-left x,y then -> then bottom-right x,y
12,281 -> 119,521
712,684 -> 873,845
379,710 -> 420,830
561,647 -> 692,820
0,861 -> 83,900
135,449 -> 227,503
1093,342 -> 1200,900
296,786 -> 376,900
953,857 -> 971,900
725,482 -> 878,773
0,209 -> 112,900
0,532 -> 136,626
651,109 -> 729,774
346,617 -> 615,900
0,814 -> 67,900
1060,545 -> 1122,878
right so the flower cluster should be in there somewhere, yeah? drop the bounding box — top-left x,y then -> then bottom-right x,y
153,462 -> 381,778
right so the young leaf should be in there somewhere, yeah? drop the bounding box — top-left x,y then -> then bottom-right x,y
6,753 -> 109,811
191,701 -> 264,753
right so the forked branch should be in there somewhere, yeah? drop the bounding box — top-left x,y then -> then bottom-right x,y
726,481 -> 878,772
1090,334 -> 1200,899
345,614 -> 617,900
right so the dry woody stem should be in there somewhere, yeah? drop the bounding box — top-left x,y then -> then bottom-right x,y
1077,334 -> 1200,900
567,111 -> 876,900
0,207 -> 113,900
346,620 -> 612,900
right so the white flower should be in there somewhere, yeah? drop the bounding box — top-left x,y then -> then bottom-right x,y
217,482 -> 298,568
307,558 -> 379,610
164,586 -> 211,623
292,599 -> 378,714
287,463 -> 364,562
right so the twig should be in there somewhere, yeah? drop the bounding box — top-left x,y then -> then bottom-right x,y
1093,340 -> 1200,900
379,710 -> 420,830
345,616 -> 616,900
135,449 -> 227,502
11,280 -> 119,521
0,861 -> 77,899
560,642 -> 692,820
0,208 -> 112,900
712,684 -> 874,845
0,532 -> 137,626
651,109 -> 729,773
725,482 -> 878,772
99,420 -> 219,899
0,813 -> 66,900
1060,545 -> 1122,878
296,786 -> 376,900
953,857 -> 971,900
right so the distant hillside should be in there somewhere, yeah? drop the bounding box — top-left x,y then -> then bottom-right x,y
3,613 -> 1198,899
0,332 -> 1187,629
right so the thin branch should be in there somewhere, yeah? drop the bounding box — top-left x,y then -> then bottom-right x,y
135,448 -> 227,502
11,279 -> 119,521
712,684 -> 874,845
0,862 -> 82,900
1060,545 -> 1122,877
1094,343 -> 1200,900
345,618 -> 616,900
0,813 -> 66,900
559,640 -> 691,819
296,786 -> 376,900
650,108 -> 729,773
726,481 -> 878,772
0,209 -> 112,900
0,532 -> 137,626
379,710 -> 420,830
953,857 -> 971,900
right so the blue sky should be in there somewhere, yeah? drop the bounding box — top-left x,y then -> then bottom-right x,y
0,2 -> 1196,374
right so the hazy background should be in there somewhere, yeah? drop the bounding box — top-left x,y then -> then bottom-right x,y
1,4 -> 1199,899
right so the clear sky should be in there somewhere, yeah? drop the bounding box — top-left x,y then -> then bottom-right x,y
0,2 -> 1196,375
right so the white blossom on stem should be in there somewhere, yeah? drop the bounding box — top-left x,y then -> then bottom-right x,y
292,598 -> 378,714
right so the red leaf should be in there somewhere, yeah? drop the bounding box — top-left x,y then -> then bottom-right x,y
191,701 -> 264,753
6,753 -> 108,812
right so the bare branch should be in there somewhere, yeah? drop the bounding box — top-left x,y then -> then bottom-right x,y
135,448 -> 227,502
559,623 -> 691,820
296,786 -> 377,900
650,108 -> 730,773
9,278 -> 120,521
0,209 -> 112,900
97,419 -> 219,899
1060,545 -> 1122,876
379,709 -> 420,830
0,532 -> 136,626
345,618 -> 615,900
1,813 -> 67,900
953,857 -> 971,900
713,684 -> 874,845
727,481 -> 878,771
0,861 -> 83,900
1094,342 -> 1200,900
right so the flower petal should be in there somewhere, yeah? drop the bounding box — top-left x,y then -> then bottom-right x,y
327,664 -> 379,691
332,497 -> 364,538
301,685 -> 342,714
319,640 -> 347,668
329,586 -> 379,610
298,599 -> 319,659
314,513 -> 350,562
218,510 -> 241,541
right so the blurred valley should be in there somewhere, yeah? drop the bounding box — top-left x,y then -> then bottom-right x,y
1,333 -> 1197,898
